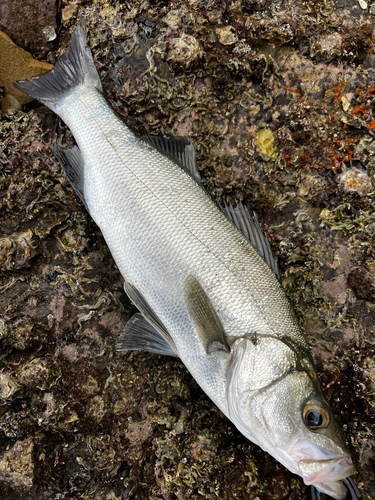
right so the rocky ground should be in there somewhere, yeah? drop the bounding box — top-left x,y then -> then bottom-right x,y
1,0 -> 375,499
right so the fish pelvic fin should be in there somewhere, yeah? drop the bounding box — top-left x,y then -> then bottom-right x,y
184,276 -> 231,355
116,313 -> 179,357
14,25 -> 102,110
122,281 -> 179,356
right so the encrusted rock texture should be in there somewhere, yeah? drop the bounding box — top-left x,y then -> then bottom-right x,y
1,0 -> 375,499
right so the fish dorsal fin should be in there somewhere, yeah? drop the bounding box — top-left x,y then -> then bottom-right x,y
142,135 -> 201,183
51,145 -> 88,210
219,201 -> 281,282
122,280 -> 178,355
116,313 -> 178,357
184,276 -> 230,355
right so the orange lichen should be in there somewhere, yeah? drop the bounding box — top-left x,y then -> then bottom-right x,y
345,147 -> 354,160
352,105 -> 370,116
280,84 -> 302,95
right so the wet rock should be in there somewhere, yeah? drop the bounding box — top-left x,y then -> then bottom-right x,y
1,317 -> 34,351
1,94 -> 22,114
61,1 -> 80,22
0,372 -> 19,402
85,395 -> 106,423
363,356 -> 375,390
0,229 -> 40,271
166,34 -> 203,68
83,375 -> 100,395
298,173 -> 329,201
321,273 -> 348,306
0,438 -> 34,488
17,358 -> 50,388
0,0 -> 57,53
162,9 -> 183,29
319,33 -> 343,53
338,167 -> 372,196
216,26 -> 238,46
348,261 -> 375,302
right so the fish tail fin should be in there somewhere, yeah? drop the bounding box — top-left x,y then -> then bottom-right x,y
14,25 -> 102,111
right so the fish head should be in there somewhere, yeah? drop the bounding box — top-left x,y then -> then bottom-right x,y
226,338 -> 353,499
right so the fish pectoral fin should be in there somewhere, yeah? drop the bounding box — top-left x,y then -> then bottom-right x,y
141,135 -> 201,184
52,145 -> 88,210
116,313 -> 179,357
123,280 -> 178,356
184,275 -> 230,355
218,201 -> 281,282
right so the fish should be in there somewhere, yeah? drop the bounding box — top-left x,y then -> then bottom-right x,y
15,26 -> 354,499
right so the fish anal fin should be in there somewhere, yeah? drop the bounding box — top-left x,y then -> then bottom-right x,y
219,201 -> 281,282
52,145 -> 88,210
116,313 -> 178,357
184,275 -> 230,355
142,135 -> 201,184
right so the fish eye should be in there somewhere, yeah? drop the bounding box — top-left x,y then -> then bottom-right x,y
303,401 -> 330,431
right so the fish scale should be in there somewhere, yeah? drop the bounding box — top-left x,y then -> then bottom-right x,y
60,87 -> 300,350
14,26 -> 355,500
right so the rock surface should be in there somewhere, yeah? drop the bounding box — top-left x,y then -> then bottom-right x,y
0,0 -> 374,499
0,0 -> 57,53
0,439 -> 34,488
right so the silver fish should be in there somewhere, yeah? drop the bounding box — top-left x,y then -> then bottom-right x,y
15,26 -> 354,499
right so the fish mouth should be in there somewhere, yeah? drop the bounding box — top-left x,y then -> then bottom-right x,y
289,438 -> 354,499
299,456 -> 354,499
299,456 -> 353,485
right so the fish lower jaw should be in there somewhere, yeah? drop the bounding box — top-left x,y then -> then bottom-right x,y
311,480 -> 349,500
299,456 -> 354,500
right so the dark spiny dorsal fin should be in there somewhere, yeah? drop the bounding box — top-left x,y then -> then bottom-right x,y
184,276 -> 230,355
116,313 -> 178,357
122,280 -> 178,355
51,145 -> 88,210
142,135 -> 201,183
219,201 -> 281,282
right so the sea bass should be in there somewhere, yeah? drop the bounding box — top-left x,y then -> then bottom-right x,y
15,26 -> 354,499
